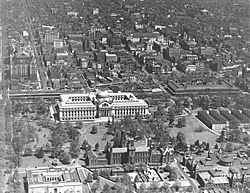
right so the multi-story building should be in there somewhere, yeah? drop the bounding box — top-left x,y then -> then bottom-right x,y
44,30 -> 60,43
84,137 -> 174,167
54,91 -> 149,122
22,166 -> 88,193
108,139 -> 150,165
10,50 -> 37,81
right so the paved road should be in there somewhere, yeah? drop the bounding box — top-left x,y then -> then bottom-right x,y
172,158 -> 200,193
21,0 -> 48,90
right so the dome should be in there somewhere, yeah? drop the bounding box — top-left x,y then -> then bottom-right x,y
96,90 -> 110,98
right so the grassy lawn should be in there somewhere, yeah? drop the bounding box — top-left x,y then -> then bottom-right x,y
84,125 -> 113,151
21,153 -> 54,168
19,114 -> 53,168
169,116 -> 218,147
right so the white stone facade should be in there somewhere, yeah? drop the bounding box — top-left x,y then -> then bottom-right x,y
56,91 -> 149,121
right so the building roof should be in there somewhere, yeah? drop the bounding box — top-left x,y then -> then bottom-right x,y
167,80 -> 239,96
58,91 -> 148,108
211,177 -> 229,184
135,146 -> 149,152
112,147 -> 127,153
25,166 -> 86,185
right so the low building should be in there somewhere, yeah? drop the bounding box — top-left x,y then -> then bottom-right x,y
197,110 -> 228,132
167,80 -> 240,96
22,166 -> 88,193
105,53 -> 118,63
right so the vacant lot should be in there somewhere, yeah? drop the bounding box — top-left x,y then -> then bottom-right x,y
169,116 -> 218,147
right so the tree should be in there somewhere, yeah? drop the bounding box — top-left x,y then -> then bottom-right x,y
35,147 -> 44,159
177,117 -> 186,128
121,174 -> 132,186
66,124 -> 80,141
205,143 -> 210,151
50,133 -> 63,158
194,140 -> 200,147
148,182 -> 159,193
12,135 -> 24,167
86,173 -> 93,183
75,121 -> 83,129
93,170 -> 99,180
169,168 -> 178,181
69,139 -> 80,158
183,97 -> 191,108
95,142 -> 99,151
91,181 -> 100,193
134,174 -> 140,182
186,186 -> 194,192
12,101 -> 23,116
102,184 -> 112,193
91,126 -> 98,134
168,109 -> 175,125
59,151 -> 71,164
23,146 -> 33,156
104,141 -> 111,153
160,182 -> 171,193
163,165 -> 172,172
100,170 -> 110,179
35,98 -> 47,115
81,140 -> 89,149
9,170 -> 23,193
137,184 -> 146,193
176,132 -> 186,144
123,164 -> 129,172
43,142 -> 52,153
228,120 -> 242,142
199,95 -> 210,110
224,142 -> 234,152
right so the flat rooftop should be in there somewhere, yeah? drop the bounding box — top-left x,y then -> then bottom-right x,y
167,80 -> 239,95
25,166 -> 86,185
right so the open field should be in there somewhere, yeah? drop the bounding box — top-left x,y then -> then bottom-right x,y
169,116 -> 218,147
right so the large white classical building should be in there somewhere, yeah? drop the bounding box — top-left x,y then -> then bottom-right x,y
54,91 -> 149,121
22,166 -> 88,193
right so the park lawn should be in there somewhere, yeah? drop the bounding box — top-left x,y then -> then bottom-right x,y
169,116 -> 218,147
36,127 -> 50,147
21,153 -> 53,168
85,125 -> 113,151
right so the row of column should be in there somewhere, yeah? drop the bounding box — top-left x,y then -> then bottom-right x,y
61,109 -> 96,120
62,110 -> 95,117
114,108 -> 146,116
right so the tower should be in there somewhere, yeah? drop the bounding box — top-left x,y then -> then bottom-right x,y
193,164 -> 199,179
127,139 -> 135,164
